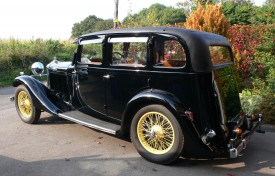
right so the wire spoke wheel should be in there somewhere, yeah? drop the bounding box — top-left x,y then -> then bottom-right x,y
15,85 -> 41,124
131,105 -> 184,164
137,112 -> 175,155
17,91 -> 33,118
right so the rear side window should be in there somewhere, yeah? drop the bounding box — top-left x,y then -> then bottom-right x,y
153,36 -> 186,68
209,46 -> 232,65
108,37 -> 148,67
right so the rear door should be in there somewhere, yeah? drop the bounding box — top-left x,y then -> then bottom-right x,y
105,35 -> 150,120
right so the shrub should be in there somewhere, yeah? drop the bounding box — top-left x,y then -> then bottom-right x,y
231,24 -> 275,123
184,3 -> 230,38
0,39 -> 76,87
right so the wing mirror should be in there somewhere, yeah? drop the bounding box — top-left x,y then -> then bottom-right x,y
31,62 -> 44,76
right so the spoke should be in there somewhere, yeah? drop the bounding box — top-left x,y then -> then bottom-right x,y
148,115 -> 154,127
156,114 -> 161,125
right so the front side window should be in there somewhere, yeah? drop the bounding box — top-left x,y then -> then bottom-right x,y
79,36 -> 104,65
109,37 -> 148,67
153,35 -> 186,68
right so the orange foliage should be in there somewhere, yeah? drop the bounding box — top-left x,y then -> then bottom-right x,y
184,3 -> 230,38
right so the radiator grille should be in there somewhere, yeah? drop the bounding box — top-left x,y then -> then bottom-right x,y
49,73 -> 69,94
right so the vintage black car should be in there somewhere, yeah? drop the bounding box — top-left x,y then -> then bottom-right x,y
11,27 -> 264,164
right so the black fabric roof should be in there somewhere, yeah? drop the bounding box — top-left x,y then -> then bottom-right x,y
80,27 -> 231,72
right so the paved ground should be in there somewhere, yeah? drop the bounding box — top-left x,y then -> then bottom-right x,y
0,87 -> 274,176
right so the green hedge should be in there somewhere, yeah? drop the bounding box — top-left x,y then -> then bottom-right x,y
0,39 -> 76,87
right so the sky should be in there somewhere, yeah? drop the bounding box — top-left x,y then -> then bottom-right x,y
0,0 -> 265,40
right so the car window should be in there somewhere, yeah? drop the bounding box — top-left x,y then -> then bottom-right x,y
79,36 -> 104,65
108,37 -> 148,67
209,46 -> 232,65
153,36 -> 186,68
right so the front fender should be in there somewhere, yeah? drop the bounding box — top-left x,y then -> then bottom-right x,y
13,76 -> 62,115
120,89 -> 187,136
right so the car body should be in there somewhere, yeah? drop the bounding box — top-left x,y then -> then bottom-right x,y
12,27 -> 263,164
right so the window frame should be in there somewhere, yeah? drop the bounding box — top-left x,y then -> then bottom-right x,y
151,34 -> 188,71
106,34 -> 150,70
77,35 -> 105,66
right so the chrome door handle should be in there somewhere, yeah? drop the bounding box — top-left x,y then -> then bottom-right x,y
103,74 -> 111,79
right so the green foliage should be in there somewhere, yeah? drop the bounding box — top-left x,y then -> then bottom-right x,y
222,1 -> 255,24
230,24 -> 275,123
71,15 -> 113,38
250,5 -> 275,25
122,3 -> 186,27
0,39 -> 76,87
240,89 -> 263,115
222,1 -> 275,25
266,0 -> 275,5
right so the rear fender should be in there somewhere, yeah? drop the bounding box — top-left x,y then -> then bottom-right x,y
13,76 -> 62,115
120,89 -> 187,135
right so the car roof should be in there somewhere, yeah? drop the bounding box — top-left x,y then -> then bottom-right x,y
79,27 -> 231,72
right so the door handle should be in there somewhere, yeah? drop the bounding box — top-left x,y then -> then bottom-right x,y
103,74 -> 111,79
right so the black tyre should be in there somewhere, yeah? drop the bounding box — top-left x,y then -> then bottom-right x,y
14,85 -> 41,124
130,105 -> 184,164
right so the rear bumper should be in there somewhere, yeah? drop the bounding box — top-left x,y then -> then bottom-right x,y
229,115 -> 263,158
229,136 -> 250,158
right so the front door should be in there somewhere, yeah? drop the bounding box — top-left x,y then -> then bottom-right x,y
76,35 -> 107,115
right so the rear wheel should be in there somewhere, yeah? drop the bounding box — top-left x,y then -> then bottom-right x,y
131,105 -> 184,164
15,85 -> 41,124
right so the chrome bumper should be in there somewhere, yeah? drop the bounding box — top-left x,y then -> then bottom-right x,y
229,114 -> 264,158
229,136 -> 250,158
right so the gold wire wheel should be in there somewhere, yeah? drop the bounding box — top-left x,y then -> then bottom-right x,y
137,112 -> 175,155
17,91 -> 32,118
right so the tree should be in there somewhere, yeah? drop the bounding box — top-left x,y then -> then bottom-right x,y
265,0 -> 275,5
222,1 -> 255,24
176,0 -> 221,16
71,15 -> 113,38
122,3 -> 186,27
222,0 -> 275,25
184,3 -> 230,38
250,5 -> 275,24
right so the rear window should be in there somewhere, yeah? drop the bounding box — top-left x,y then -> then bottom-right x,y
153,36 -> 186,68
209,46 -> 232,65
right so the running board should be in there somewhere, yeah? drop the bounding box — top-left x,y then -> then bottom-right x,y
58,110 -> 120,135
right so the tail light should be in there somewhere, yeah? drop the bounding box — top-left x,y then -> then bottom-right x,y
233,128 -> 242,135
185,111 -> 194,121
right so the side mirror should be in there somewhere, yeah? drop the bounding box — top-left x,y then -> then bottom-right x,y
31,62 -> 44,76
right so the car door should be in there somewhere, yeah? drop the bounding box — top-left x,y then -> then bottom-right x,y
76,35 -> 107,116
105,35 -> 151,120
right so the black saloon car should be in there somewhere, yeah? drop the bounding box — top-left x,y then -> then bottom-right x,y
12,27 -> 263,164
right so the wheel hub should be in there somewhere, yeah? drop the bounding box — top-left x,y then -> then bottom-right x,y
150,125 -> 164,140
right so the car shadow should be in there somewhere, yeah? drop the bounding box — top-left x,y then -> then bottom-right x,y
1,150 -> 274,176
37,114 -> 74,125
173,133 -> 275,175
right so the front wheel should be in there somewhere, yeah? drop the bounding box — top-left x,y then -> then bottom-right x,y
131,105 -> 184,164
14,85 -> 41,124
